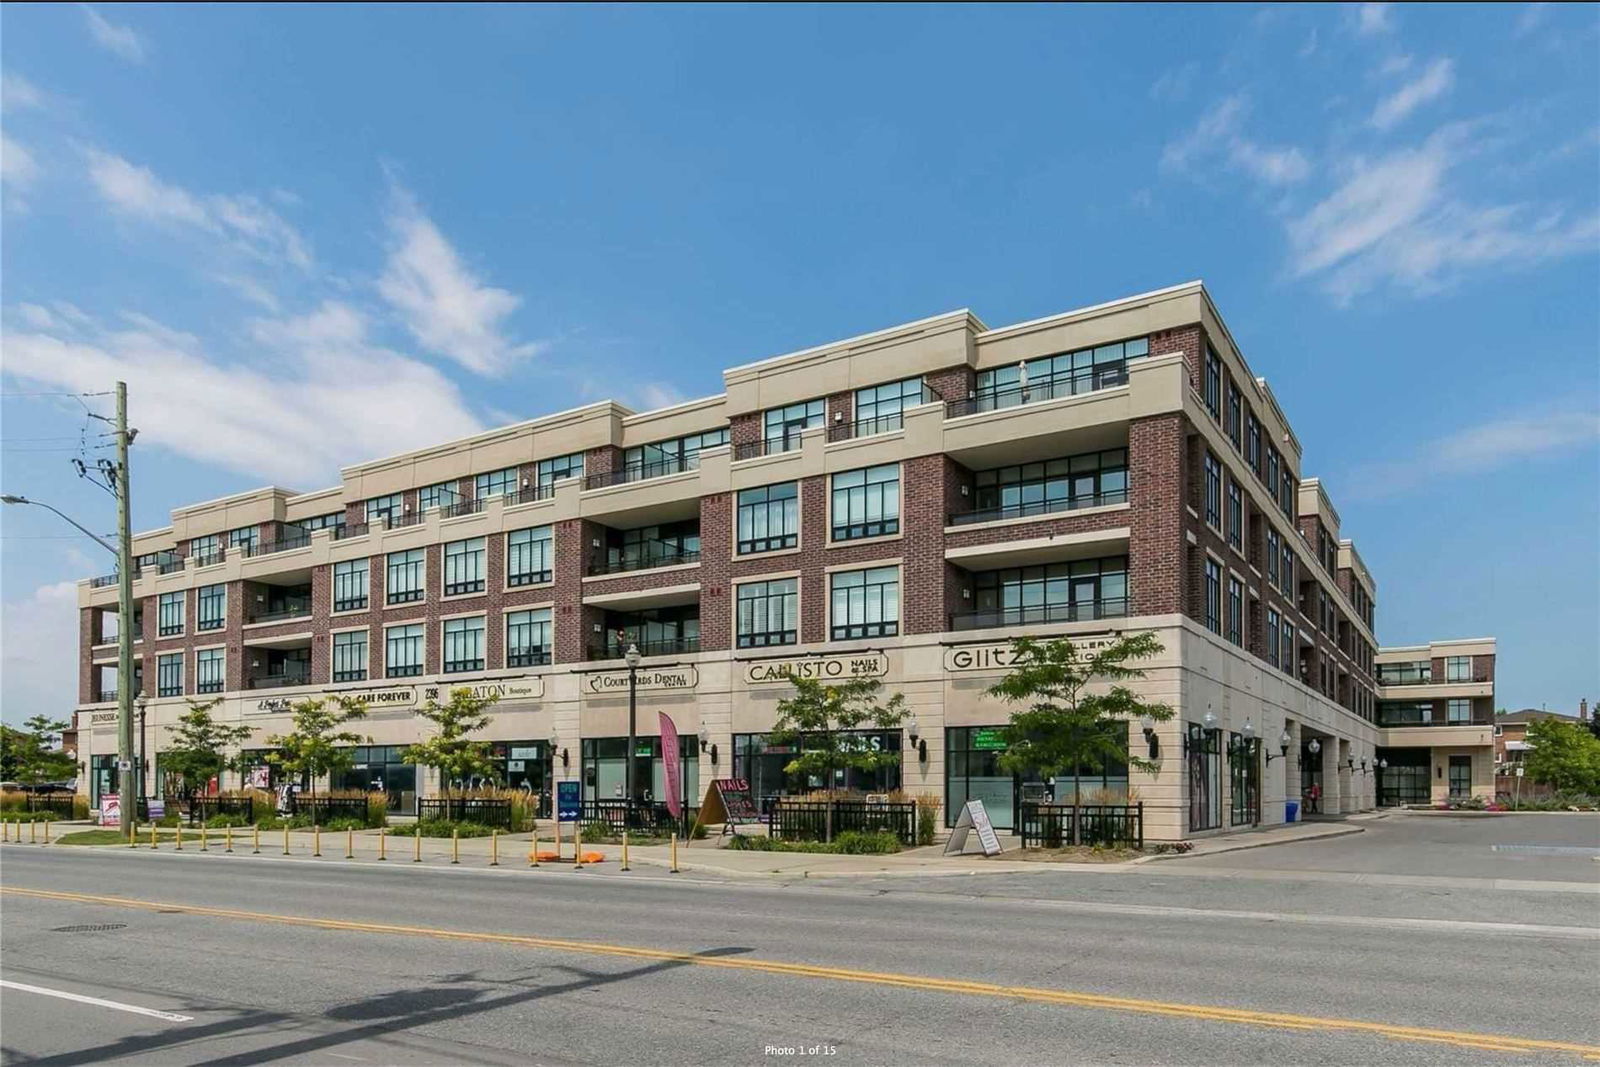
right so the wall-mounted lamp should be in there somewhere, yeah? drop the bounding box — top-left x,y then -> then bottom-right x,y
1265,728 -> 1292,764
1140,715 -> 1160,760
906,719 -> 920,743
1203,709 -> 1218,730
1346,756 -> 1357,771
1307,738 -> 1322,756
833,411 -> 844,422
560,748 -> 569,769
1182,722 -> 1205,755
709,743 -> 719,767
917,738 -> 928,763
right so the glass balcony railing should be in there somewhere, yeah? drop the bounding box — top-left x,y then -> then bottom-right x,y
948,488 -> 1130,526
949,598 -> 1130,631
947,362 -> 1129,419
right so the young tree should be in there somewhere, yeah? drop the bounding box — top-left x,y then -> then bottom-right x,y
401,687 -> 500,790
160,699 -> 254,798
1523,719 -> 1600,794
9,716 -> 77,785
770,676 -> 909,841
987,632 -> 1174,806
264,695 -> 369,797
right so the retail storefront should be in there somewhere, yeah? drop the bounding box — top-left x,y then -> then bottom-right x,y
944,725 -> 1132,831
581,735 -> 699,809
732,730 -> 903,812
330,746 -> 418,813
1376,747 -> 1430,806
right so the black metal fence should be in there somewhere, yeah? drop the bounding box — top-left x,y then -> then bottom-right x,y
578,801 -> 697,834
185,795 -> 255,825
418,797 -> 513,829
287,796 -> 371,824
1019,803 -> 1143,848
25,795 -> 76,818
767,800 -> 918,844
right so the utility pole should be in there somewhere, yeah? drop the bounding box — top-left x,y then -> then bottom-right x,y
115,382 -> 136,843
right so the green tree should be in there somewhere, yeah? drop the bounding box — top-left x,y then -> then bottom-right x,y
987,633 -> 1174,805
160,699 -> 254,797
402,687 -> 500,789
7,716 -> 77,785
264,695 -> 369,796
1523,719 -> 1600,794
0,723 -> 28,781
770,676 -> 909,841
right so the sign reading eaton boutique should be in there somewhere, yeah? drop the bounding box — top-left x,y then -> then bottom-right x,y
944,634 -> 1133,673
248,675 -> 545,715
584,666 -> 698,695
743,652 -> 888,686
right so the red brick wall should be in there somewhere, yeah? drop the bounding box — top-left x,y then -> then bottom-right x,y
926,365 -> 971,405
1128,414 -> 1185,617
1150,325 -> 1202,392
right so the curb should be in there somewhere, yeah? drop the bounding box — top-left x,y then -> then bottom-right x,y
1150,824 -> 1366,861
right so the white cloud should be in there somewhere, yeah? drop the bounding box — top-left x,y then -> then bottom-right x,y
1356,3 -> 1394,36
1371,58 -> 1454,130
1286,126 -> 1600,302
82,6 -> 147,63
1,302 -> 484,485
1516,3 -> 1550,37
1149,63 -> 1199,103
1162,95 -> 1311,186
1,580 -> 81,729
3,134 -> 41,192
2,73 -> 48,112
1351,409 -> 1600,498
86,149 -> 312,269
377,185 -> 541,376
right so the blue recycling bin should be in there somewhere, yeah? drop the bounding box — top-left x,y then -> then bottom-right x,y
1285,800 -> 1300,823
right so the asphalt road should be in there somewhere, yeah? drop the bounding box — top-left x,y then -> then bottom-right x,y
2,814 -> 1597,1066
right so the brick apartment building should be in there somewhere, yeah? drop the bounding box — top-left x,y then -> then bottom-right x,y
72,281 -> 1496,839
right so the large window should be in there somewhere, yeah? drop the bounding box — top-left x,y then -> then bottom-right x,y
973,337 -> 1148,412
298,511 -> 346,535
1445,655 -> 1473,682
1203,453 -> 1221,529
1378,701 -> 1432,726
1449,755 -> 1472,798
1225,380 -> 1241,448
385,624 -> 424,678
852,377 -> 925,435
603,520 -> 699,572
419,481 -> 459,511
1229,733 -> 1260,826
506,609 -> 552,667
1265,446 -> 1280,495
831,464 -> 900,541
366,493 -> 403,525
157,653 -> 183,698
830,566 -> 899,640
333,559 -> 369,612
734,731 -> 900,807
1187,725 -> 1221,831
228,525 -> 258,553
1377,660 -> 1431,685
536,452 -> 584,488
1204,558 -> 1222,634
197,583 -> 226,631
1246,414 -> 1261,474
1226,576 -> 1243,646
1280,543 -> 1295,595
475,467 -> 518,500
1204,345 -> 1222,419
443,616 -> 486,673
1446,698 -> 1473,724
736,579 -> 798,648
1226,477 -> 1242,550
332,630 -> 367,682
965,449 -> 1128,523
967,557 -> 1128,628
196,647 -> 225,694
622,429 -> 729,480
444,538 -> 486,595
1280,469 -> 1295,519
763,400 -> 824,451
1281,622 -> 1296,678
189,534 -> 222,564
158,591 -> 184,636
386,549 -> 425,604
1266,528 -> 1280,586
736,483 -> 799,554
1266,608 -> 1281,668
507,526 -> 554,586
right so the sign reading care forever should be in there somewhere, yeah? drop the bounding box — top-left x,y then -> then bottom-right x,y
743,652 -> 888,686
247,675 -> 545,715
943,633 -> 1132,673
584,666 -> 698,695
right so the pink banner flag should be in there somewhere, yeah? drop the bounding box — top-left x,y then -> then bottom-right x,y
660,712 -> 682,818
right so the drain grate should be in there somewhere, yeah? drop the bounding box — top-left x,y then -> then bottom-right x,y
51,923 -> 127,933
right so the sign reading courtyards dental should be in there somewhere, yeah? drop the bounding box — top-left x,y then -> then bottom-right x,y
583,666 -> 699,695
246,675 -> 545,715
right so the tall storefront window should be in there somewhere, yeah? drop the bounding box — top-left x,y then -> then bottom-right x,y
581,735 -> 699,810
733,731 -> 902,811
1229,733 -> 1260,826
1377,748 -> 1430,806
331,746 -> 417,813
1187,726 -> 1222,832
1448,755 -> 1472,798
945,726 -> 1015,829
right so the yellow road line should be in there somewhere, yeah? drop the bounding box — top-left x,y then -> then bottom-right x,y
5,886 -> 1595,1058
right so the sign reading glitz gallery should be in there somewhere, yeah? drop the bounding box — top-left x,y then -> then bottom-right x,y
247,675 -> 545,715
944,633 -> 1136,673
743,652 -> 889,686
584,666 -> 699,695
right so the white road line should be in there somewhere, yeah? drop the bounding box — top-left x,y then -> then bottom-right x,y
0,980 -> 194,1023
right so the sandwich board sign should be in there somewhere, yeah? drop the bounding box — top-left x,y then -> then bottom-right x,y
691,778 -> 760,837
944,799 -> 1003,856
99,793 -> 121,828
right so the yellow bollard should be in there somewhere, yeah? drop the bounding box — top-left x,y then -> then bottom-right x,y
225,825 -> 234,853
283,824 -> 290,855
43,819 -> 51,845
150,823 -> 158,850
346,827 -> 354,860
670,832 -> 679,874
489,830 -> 499,867
378,827 -> 387,861
554,819 -> 561,861
413,827 -> 421,863
30,821 -> 37,844
574,822 -> 583,870
200,824 -> 208,852
528,827 -> 539,868
451,827 -> 460,865
313,824 -> 321,857
621,831 -> 630,872
252,824 -> 260,854
129,821 -> 138,849
175,824 -> 183,851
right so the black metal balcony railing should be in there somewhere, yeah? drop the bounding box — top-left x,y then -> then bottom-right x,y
584,453 -> 700,491
249,599 -> 312,624
441,498 -> 485,519
1378,672 -> 1492,687
1377,714 -> 1494,728
387,511 -> 426,530
826,388 -> 943,442
247,671 -> 310,690
332,522 -> 370,541
191,549 -> 226,567
244,533 -> 311,558
949,598 -> 1131,631
948,488 -> 1130,527
946,362 -> 1130,419
511,484 -> 555,506
99,689 -> 117,703
586,636 -> 701,661
507,649 -> 552,668
732,433 -> 804,462
588,546 -> 701,575
91,569 -> 144,587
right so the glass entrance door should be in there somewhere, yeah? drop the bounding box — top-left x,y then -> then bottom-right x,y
1448,755 -> 1471,799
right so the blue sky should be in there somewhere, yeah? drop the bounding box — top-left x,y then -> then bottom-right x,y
2,3 -> 1596,723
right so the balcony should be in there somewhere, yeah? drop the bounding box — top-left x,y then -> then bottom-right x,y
246,670 -> 311,690
949,488 -> 1129,527
588,545 -> 701,576
248,596 -> 312,624
332,522 -> 371,541
586,635 -> 700,661
90,572 -> 124,588
827,389 -> 942,443
441,498 -> 486,519
1379,672 -> 1492,686
586,453 -> 700,490
946,362 -> 1129,420
244,532 -> 311,558
732,434 -> 803,462
509,484 -> 555,506
949,598 -> 1130,632
158,558 -> 185,574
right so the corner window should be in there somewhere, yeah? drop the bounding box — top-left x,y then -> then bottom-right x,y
507,526 -> 554,586
831,464 -> 900,541
736,579 -> 799,648
1445,656 -> 1472,682
444,538 -> 486,595
443,616 -> 486,673
830,566 -> 899,641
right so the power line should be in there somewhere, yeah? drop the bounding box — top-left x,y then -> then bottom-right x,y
0,390 -> 115,398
